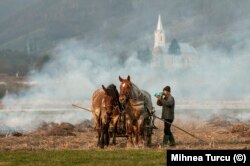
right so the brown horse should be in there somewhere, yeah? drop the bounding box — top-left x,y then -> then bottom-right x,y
119,75 -> 153,147
91,84 -> 121,148
102,84 -> 122,146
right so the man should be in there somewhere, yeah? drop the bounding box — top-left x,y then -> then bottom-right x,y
156,86 -> 175,146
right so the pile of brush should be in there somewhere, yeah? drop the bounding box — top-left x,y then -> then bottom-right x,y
230,123 -> 250,137
35,120 -> 93,136
207,116 -> 232,127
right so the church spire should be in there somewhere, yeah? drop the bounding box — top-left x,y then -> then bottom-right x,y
152,14 -> 166,67
157,14 -> 163,31
153,14 -> 166,49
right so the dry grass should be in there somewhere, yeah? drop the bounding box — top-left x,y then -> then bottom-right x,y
0,117 -> 249,151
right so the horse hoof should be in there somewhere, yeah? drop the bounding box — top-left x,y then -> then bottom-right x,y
126,142 -> 133,148
100,144 -> 104,149
134,144 -> 139,149
138,142 -> 144,148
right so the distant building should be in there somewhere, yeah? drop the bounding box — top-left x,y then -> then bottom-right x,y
152,15 -> 197,68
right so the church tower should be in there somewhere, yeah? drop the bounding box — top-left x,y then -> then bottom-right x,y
152,14 -> 166,67
154,14 -> 166,49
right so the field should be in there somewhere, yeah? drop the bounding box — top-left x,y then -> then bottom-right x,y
0,149 -> 165,166
0,109 -> 249,165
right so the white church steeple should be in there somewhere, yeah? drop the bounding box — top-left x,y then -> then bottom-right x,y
154,14 -> 166,48
151,14 -> 194,68
157,14 -> 163,31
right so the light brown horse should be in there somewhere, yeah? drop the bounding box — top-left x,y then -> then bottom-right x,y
119,75 -> 153,147
91,84 -> 121,148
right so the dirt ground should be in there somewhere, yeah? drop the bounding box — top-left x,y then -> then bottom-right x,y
0,116 -> 249,151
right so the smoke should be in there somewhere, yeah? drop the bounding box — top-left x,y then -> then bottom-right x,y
0,1 -> 250,134
1,38 -> 250,132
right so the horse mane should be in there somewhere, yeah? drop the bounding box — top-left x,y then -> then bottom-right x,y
106,84 -> 122,109
131,83 -> 140,91
130,82 -> 142,99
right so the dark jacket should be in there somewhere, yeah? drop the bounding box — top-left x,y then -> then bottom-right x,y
157,95 -> 175,120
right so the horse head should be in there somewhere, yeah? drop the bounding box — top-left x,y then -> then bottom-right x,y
119,75 -> 132,104
102,84 -> 120,115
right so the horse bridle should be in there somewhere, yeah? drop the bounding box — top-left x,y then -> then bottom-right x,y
122,82 -> 143,103
121,82 -> 133,103
103,89 -> 121,114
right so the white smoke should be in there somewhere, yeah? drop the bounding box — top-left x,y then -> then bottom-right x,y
1,38 -> 250,132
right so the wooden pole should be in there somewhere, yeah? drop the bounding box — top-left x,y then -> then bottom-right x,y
72,104 -> 92,112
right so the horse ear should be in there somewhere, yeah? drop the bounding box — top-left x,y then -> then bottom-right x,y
102,85 -> 107,92
127,75 -> 130,81
119,76 -> 123,82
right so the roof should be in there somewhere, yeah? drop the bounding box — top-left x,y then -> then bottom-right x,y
162,42 -> 198,55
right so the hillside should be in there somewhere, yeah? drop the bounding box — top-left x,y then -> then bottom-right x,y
0,0 -> 249,53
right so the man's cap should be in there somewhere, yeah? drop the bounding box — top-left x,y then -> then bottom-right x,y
163,86 -> 171,92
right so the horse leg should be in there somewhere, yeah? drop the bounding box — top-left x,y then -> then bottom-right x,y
133,123 -> 138,146
112,115 -> 119,145
96,121 -> 101,146
107,125 -> 110,146
100,125 -> 105,149
100,114 -> 105,149
93,112 -> 101,146
112,128 -> 115,145
137,116 -> 144,147
126,114 -> 133,147
112,123 -> 117,145
104,123 -> 110,146
97,129 -> 101,146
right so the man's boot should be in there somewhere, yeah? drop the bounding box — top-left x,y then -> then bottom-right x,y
169,134 -> 176,146
163,135 -> 170,146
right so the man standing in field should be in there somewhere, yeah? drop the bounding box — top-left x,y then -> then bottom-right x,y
156,86 -> 175,146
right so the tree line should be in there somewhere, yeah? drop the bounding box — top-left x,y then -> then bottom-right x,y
0,49 -> 50,76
